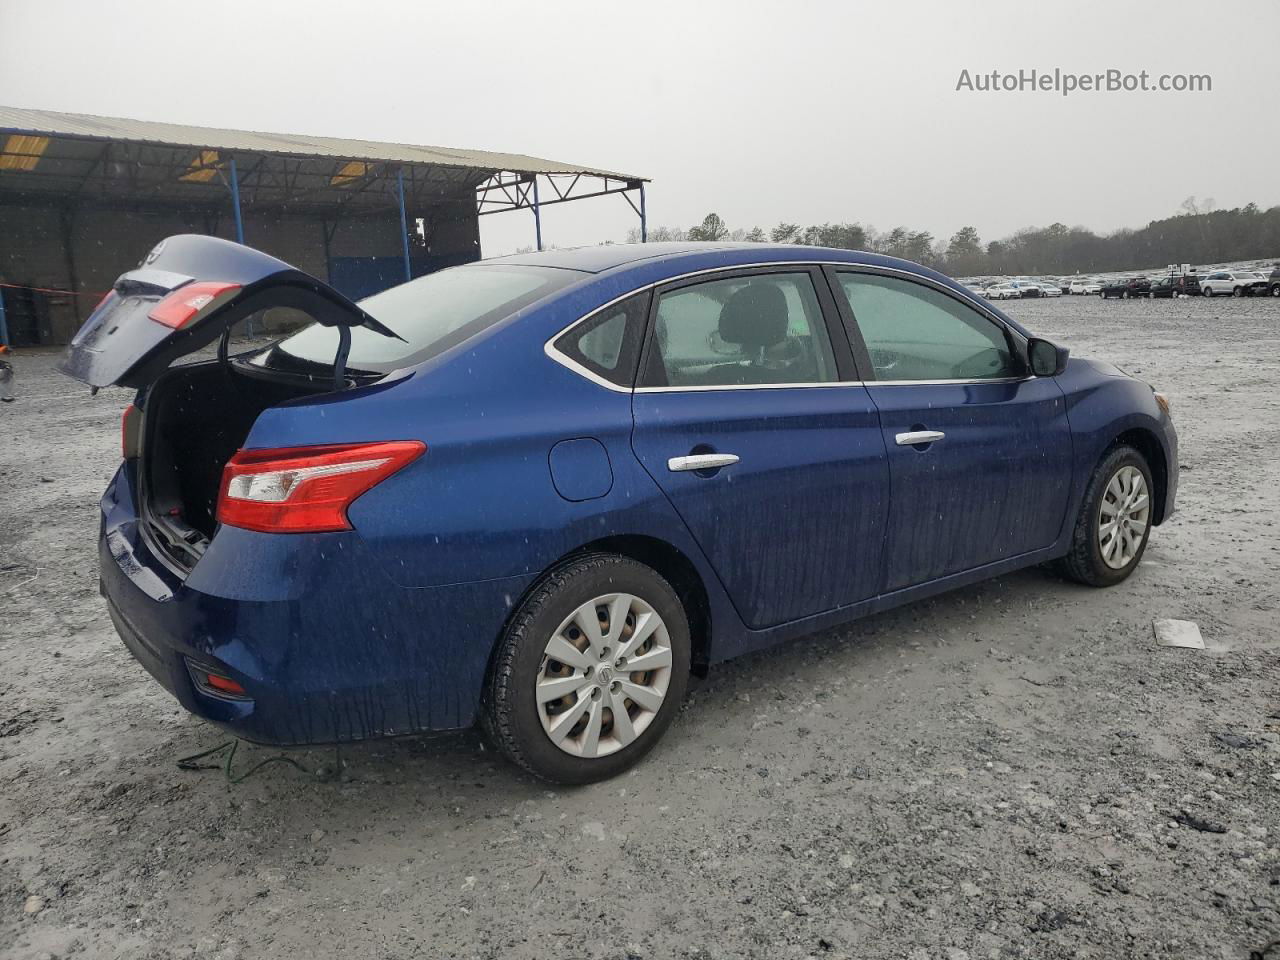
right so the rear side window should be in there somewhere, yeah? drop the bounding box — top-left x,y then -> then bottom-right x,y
640,272 -> 838,388
552,291 -> 650,387
272,264 -> 579,372
836,272 -> 1020,382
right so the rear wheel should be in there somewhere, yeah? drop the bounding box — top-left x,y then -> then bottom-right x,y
1271,285 -> 1280,297
1056,445 -> 1154,587
1233,286 -> 1244,298
482,554 -> 691,784
1203,286 -> 1213,297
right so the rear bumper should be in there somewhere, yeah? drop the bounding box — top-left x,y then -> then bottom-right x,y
99,464 -> 534,746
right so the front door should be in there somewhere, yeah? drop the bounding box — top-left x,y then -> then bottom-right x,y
828,268 -> 1073,593
630,267 -> 889,629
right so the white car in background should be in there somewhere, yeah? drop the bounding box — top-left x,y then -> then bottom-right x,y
1200,270 -> 1269,297
985,283 -> 1019,300
1069,278 -> 1102,295
1037,281 -> 1063,298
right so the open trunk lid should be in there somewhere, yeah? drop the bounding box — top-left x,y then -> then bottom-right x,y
59,234 -> 399,389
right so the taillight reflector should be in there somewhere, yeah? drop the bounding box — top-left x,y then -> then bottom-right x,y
204,672 -> 246,696
216,441 -> 425,534
148,281 -> 241,329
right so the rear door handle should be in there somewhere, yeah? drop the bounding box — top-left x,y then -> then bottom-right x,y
895,430 -> 946,446
668,453 -> 740,472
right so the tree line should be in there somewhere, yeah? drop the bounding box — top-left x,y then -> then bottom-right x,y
625,198 -> 1280,276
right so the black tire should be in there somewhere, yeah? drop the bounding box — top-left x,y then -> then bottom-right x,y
1121,290 -> 1130,299
1203,286 -> 1213,298
1232,286 -> 1244,298
1271,285 -> 1280,298
481,553 -> 691,784
1055,444 -> 1154,587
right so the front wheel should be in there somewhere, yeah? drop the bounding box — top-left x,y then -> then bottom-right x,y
1203,286 -> 1213,297
1232,286 -> 1244,298
482,554 -> 691,784
1055,445 -> 1154,587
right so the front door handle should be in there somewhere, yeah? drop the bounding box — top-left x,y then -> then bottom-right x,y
895,430 -> 946,446
668,453 -> 740,472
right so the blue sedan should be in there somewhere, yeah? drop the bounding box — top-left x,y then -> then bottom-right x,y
63,236 -> 1177,783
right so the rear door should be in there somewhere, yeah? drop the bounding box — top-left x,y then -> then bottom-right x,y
827,267 -> 1073,593
59,234 -> 395,389
629,266 -> 889,630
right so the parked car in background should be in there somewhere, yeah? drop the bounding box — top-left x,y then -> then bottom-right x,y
1172,274 -> 1202,296
1100,277 -> 1151,299
962,282 -> 988,298
1200,270 -> 1269,297
986,283 -> 1020,300
1007,281 -> 1043,298
57,235 -> 1178,783
1147,277 -> 1178,298
1269,266 -> 1280,297
1037,281 -> 1063,298
1069,278 -> 1102,295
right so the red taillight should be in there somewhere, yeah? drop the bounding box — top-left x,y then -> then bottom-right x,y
148,281 -> 241,329
216,441 -> 425,534
203,672 -> 246,696
121,403 -> 141,459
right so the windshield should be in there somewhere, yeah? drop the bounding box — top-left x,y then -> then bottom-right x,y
267,263 -> 581,371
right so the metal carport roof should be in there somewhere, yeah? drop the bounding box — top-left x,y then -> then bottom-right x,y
0,105 -> 648,219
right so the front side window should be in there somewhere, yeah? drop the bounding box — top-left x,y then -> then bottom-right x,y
836,272 -> 1021,382
640,272 -> 838,388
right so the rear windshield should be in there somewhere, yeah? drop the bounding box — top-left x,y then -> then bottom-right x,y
268,263 -> 580,371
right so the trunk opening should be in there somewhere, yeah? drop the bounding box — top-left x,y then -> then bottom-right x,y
139,361 -> 329,572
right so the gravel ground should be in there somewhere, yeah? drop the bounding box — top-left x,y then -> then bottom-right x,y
2,294 -> 1278,960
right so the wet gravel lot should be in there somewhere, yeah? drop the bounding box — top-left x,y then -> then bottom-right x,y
2,294 -> 1278,960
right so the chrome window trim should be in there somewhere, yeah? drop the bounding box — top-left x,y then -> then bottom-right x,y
543,260 -> 1031,394
637,380 -> 868,394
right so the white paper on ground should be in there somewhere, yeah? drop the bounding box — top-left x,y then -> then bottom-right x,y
1153,619 -> 1205,649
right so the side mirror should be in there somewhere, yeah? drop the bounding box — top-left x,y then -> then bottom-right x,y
1027,337 -> 1069,377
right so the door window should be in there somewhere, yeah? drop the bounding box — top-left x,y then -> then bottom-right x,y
641,272 -> 837,387
836,272 -> 1021,382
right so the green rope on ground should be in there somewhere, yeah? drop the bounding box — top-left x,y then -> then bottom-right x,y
176,739 -> 309,783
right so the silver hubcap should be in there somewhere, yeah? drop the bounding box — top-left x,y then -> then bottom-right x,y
1098,465 -> 1150,569
536,593 -> 673,758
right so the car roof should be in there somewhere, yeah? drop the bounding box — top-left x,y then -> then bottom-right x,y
482,242 -> 1032,338
485,242 -> 742,273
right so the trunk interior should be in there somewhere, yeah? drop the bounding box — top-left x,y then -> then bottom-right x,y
140,361 -> 327,571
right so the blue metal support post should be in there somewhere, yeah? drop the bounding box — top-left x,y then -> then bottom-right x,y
639,183 -> 647,242
532,176 -> 543,251
397,168 -> 412,282
228,156 -> 245,244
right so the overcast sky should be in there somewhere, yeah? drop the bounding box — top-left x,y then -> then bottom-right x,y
2,0 -> 1277,256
